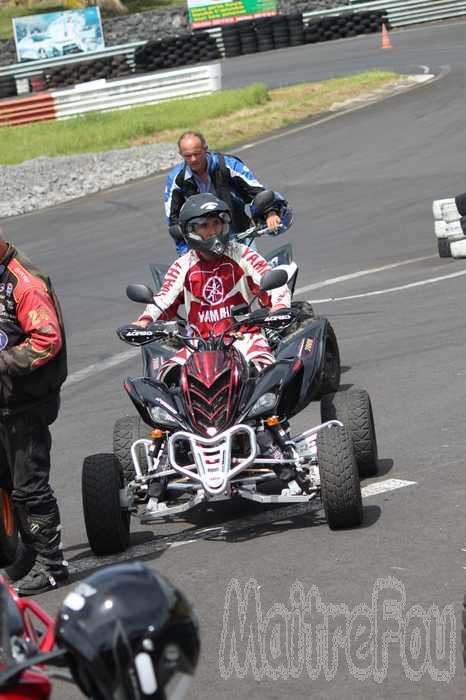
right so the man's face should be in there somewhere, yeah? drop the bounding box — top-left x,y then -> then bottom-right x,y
192,216 -> 223,241
179,137 -> 208,175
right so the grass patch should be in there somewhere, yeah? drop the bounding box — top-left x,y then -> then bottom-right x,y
0,70 -> 402,165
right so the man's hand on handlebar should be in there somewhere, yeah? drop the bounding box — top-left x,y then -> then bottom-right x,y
266,212 -> 281,233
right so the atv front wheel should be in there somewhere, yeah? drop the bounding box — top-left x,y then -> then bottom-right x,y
317,425 -> 363,529
0,488 -> 18,567
82,453 -> 130,555
113,415 -> 148,483
320,389 -> 378,478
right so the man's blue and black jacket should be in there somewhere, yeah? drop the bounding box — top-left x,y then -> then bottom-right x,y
164,152 -> 285,255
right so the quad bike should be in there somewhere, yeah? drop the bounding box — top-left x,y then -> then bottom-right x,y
0,574 -> 58,699
82,222 -> 379,555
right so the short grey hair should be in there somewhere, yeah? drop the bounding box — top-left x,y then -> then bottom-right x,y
177,131 -> 208,151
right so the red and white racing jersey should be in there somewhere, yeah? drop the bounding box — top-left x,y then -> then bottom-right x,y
139,243 -> 291,336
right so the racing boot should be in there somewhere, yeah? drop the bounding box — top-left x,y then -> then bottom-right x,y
14,503 -> 68,597
256,429 -> 295,484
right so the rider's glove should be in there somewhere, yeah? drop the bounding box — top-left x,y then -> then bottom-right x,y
264,327 -> 282,349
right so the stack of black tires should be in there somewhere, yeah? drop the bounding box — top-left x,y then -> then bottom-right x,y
221,13 -> 306,56
304,10 -> 388,44
134,32 -> 220,72
45,55 -> 131,89
220,9 -> 388,56
0,75 -> 17,99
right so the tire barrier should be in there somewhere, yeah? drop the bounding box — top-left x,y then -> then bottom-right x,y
219,9 -> 387,57
433,192 -> 466,258
134,33 -> 220,73
0,76 -> 17,99
44,55 -> 131,90
304,10 -> 388,44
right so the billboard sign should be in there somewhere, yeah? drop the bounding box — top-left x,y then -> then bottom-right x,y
13,7 -> 105,63
188,0 -> 276,29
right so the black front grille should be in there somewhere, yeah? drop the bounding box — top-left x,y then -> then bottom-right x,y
188,370 -> 231,432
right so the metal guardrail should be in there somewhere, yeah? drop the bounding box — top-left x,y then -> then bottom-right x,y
0,63 -> 222,126
303,0 -> 466,28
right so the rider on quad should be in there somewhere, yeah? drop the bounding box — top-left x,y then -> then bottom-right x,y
133,193 -> 306,495
135,193 -> 291,380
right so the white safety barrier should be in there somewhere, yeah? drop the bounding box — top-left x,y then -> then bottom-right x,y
52,63 -> 222,120
0,63 -> 222,126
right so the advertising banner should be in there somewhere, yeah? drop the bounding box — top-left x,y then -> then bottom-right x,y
188,0 -> 276,29
13,7 -> 105,63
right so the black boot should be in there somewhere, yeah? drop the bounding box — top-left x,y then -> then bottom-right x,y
257,429 -> 295,483
14,504 -> 68,597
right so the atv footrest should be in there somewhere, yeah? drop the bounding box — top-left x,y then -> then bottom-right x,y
139,493 -> 204,522
237,488 -> 317,504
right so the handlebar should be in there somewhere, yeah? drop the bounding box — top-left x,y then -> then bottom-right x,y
235,222 -> 286,243
117,307 -> 296,350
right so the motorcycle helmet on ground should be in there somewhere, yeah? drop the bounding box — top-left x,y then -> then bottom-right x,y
55,562 -> 200,700
178,193 -> 232,256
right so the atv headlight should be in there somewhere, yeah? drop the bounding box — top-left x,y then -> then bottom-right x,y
247,392 -> 277,419
149,404 -> 178,427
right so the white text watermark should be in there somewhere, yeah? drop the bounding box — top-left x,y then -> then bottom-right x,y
218,577 -> 456,683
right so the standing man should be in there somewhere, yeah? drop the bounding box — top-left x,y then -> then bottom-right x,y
0,231 -> 68,595
164,131 -> 285,255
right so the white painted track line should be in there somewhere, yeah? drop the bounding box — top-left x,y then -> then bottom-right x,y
294,255 -> 436,295
308,268 -> 466,304
361,478 -> 417,498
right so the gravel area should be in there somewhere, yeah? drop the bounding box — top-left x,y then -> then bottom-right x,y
0,143 -> 180,218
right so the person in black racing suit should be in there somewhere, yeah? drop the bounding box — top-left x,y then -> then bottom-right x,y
0,231 -> 68,596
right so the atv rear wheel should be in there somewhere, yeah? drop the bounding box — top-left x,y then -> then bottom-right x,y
0,488 -> 18,567
82,453 -> 130,555
317,425 -> 363,529
320,389 -> 378,478
113,415 -> 148,483
315,323 -> 340,397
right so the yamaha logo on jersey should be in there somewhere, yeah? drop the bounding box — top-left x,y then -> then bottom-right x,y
0,330 -> 7,350
202,276 -> 224,304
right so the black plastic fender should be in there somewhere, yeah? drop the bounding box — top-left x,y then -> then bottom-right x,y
123,376 -> 186,429
238,360 -> 294,421
141,339 -> 181,378
276,317 -> 339,416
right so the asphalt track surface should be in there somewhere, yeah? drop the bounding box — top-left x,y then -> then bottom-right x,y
2,20 -> 466,699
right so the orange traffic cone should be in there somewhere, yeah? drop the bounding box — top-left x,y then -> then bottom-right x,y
381,22 -> 393,49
